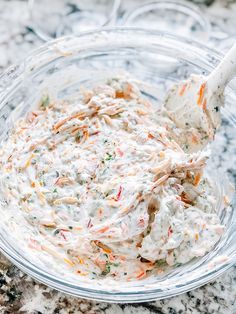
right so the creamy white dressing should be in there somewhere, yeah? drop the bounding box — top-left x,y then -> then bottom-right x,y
164,74 -> 223,152
0,77 -> 224,281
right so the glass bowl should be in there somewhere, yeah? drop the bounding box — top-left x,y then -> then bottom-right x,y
122,0 -> 211,42
0,29 -> 235,303
28,0 -> 120,41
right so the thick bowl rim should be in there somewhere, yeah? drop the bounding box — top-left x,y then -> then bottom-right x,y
0,27 -> 235,302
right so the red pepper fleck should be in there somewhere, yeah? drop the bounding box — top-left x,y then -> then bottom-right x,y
179,83 -> 187,96
87,218 -> 93,228
168,226 -> 173,237
116,147 -> 124,157
60,231 -> 67,241
138,218 -> 145,228
115,186 -> 123,201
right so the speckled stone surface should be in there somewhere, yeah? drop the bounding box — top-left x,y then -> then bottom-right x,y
0,0 -> 236,313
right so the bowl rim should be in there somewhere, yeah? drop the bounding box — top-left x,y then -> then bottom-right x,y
0,27 -> 235,302
122,0 -> 211,40
28,0 -> 121,42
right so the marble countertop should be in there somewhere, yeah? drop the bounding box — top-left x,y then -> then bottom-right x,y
0,0 -> 236,313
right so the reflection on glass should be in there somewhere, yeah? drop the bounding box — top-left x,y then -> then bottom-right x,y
123,0 -> 211,42
28,0 -> 120,41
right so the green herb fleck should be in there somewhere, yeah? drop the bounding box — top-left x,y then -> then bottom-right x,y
75,132 -> 81,143
40,95 -> 50,109
105,153 -> 114,161
101,261 -> 111,276
155,259 -> 166,267
112,263 -> 120,267
31,159 -> 37,165
175,262 -> 182,267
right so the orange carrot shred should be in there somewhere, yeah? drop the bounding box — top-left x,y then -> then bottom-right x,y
97,226 -> 109,233
197,83 -> 206,106
202,98 -> 207,111
193,172 -> 201,186
179,83 -> 187,96
136,271 -> 145,279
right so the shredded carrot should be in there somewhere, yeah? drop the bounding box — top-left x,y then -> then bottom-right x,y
77,257 -> 84,264
179,83 -> 187,96
202,98 -> 207,111
148,133 -> 155,139
193,172 -> 202,186
64,258 -> 75,267
80,130 -> 89,144
97,226 -> 109,233
36,190 -> 46,204
103,114 -> 113,126
54,197 -> 78,205
94,240 -> 112,253
136,271 -> 145,279
186,170 -> 192,179
152,174 -> 169,190
24,153 -> 35,169
136,108 -> 147,116
54,177 -> 73,187
26,111 -> 38,123
180,192 -> 192,205
115,90 -> 125,98
191,134 -> 199,144
107,199 -> 120,207
197,83 -> 206,106
159,151 -> 165,158
53,112 -> 85,131
74,226 -> 82,231
42,222 -> 56,228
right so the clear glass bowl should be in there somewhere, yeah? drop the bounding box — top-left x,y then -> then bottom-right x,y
28,0 -> 120,41
122,0 -> 211,42
0,29 -> 235,303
